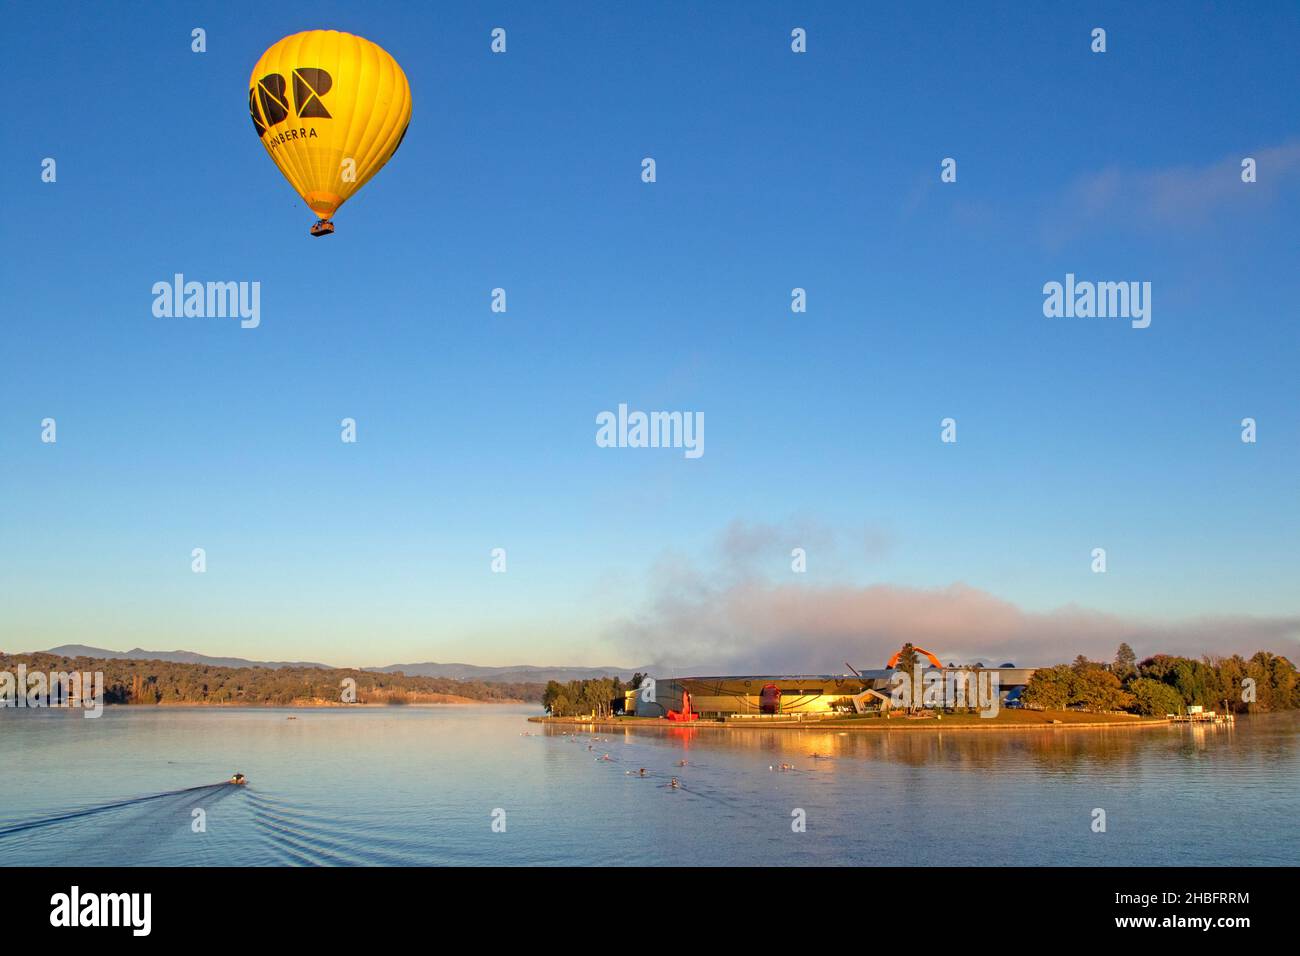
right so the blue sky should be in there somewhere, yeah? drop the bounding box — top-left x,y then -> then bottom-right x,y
2,1 -> 1297,668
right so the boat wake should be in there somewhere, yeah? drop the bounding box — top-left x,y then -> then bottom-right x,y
0,782 -> 238,838
244,790 -> 421,865
0,782 -> 243,864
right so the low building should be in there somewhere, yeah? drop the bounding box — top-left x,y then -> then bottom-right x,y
633,667 -> 1036,719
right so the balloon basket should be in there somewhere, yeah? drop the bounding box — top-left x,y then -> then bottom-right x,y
310,220 -> 335,237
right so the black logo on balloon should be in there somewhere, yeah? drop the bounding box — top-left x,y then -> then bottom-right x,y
292,69 -> 332,118
249,68 -> 333,136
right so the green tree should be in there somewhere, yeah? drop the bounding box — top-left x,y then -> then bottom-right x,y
1138,654 -> 1180,682
1113,643 -> 1137,679
1022,665 -> 1075,710
1073,668 -> 1133,712
893,645 -> 921,712
1128,678 -> 1184,716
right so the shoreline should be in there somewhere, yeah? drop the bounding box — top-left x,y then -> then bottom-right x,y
529,713 -> 1174,733
0,698 -> 530,711
151,698 -> 531,707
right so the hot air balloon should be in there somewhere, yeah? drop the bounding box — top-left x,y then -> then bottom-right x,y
248,30 -> 411,236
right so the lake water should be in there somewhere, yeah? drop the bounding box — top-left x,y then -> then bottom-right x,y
2,706 -> 1296,866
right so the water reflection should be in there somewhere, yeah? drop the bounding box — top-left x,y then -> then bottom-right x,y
3,707 -> 1295,866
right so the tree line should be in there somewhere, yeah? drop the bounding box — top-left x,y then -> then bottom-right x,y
542,673 -> 645,718
1,653 -> 543,706
1022,645 -> 1299,715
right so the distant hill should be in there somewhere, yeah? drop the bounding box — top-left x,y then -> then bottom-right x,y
367,662 -> 646,684
32,646 -> 644,683
40,645 -> 332,671
5,651 -> 539,706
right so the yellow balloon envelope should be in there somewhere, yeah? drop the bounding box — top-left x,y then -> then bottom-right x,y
248,30 -> 411,235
